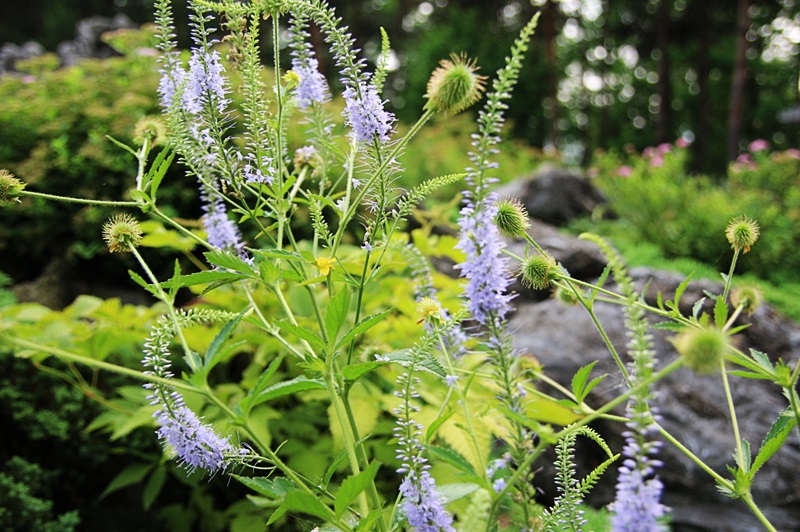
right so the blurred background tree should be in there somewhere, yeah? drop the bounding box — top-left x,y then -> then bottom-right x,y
2,0 -> 798,173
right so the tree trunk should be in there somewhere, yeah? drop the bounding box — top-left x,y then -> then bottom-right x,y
727,0 -> 750,160
543,0 -> 560,151
656,0 -> 671,143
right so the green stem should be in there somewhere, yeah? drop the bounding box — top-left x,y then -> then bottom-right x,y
720,357 -> 746,470
722,249 -> 740,304
20,190 -> 140,207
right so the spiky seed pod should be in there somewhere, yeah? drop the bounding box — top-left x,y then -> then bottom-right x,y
102,214 -> 143,253
494,197 -> 530,238
0,169 -> 26,206
424,53 -> 487,115
133,116 -> 167,146
673,327 -> 729,374
730,285 -> 764,316
725,216 -> 760,253
416,297 -> 442,324
520,252 -> 557,290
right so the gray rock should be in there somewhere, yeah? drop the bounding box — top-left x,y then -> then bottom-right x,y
511,165 -> 607,226
508,268 -> 800,531
57,14 -> 135,67
0,41 -> 45,74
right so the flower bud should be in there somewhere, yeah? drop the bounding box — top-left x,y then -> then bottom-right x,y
0,169 -> 26,206
493,197 -> 530,238
133,116 -> 167,146
725,216 -> 759,253
424,53 -> 486,115
673,327 -> 729,374
520,251 -> 557,290
102,213 -> 143,253
730,285 -> 763,316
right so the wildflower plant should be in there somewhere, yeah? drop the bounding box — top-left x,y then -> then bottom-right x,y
4,1 -> 800,531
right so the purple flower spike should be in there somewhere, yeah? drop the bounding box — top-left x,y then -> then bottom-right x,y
343,82 -> 395,143
293,56 -> 331,108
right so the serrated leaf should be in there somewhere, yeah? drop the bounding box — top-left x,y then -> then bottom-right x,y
692,297 -> 706,320
325,289 -> 351,349
322,451 -> 349,490
250,376 -> 326,407
168,260 -> 181,301
425,410 -> 455,443
148,148 -> 175,202
752,410 -> 797,475
713,295 -> 729,328
204,311 -> 247,373
273,320 -> 326,351
426,445 -> 477,477
158,270 -> 246,289
571,361 -> 599,403
239,354 -> 286,416
383,349 -> 446,378
334,309 -> 393,352
128,270 -> 157,296
342,361 -> 386,382
232,475 -> 294,498
355,510 -> 383,531
284,490 -> 333,520
750,349 -> 775,372
266,505 -> 287,526
204,250 -> 256,276
335,461 -> 381,518
672,272 -> 694,311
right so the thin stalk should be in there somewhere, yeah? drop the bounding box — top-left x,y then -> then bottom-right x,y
721,357 -> 746,470
20,190 -> 140,207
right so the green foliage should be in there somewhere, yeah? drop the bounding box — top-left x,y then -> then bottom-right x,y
588,141 -> 800,313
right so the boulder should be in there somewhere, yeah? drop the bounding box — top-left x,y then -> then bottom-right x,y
508,267 -> 800,531
0,41 -> 45,74
56,14 -> 135,66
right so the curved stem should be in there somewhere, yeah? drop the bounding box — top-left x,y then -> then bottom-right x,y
20,190 -> 140,207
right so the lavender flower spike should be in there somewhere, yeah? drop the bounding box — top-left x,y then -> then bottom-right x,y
184,49 -> 230,114
293,56 -> 330,108
399,470 -> 455,532
200,185 -> 246,256
342,81 -> 395,143
454,194 -> 514,325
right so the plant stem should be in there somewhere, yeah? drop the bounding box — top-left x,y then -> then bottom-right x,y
20,190 -> 140,207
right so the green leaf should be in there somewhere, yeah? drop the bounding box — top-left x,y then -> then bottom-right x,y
168,260 -> 181,301
204,250 -> 256,276
671,272 -> 694,312
692,297 -> 706,320
334,309 -> 393,352
266,506 -> 287,526
283,490 -> 332,520
99,463 -> 152,500
752,410 -> 797,475
325,289 -> 351,349
426,445 -> 477,477
239,354 -> 286,415
105,134 -> 138,158
250,376 -> 326,408
335,461 -> 381,518
726,370 -> 773,380
652,321 -> 687,332
713,295 -> 729,328
204,310 -> 247,373
231,475 -> 294,498
750,349 -> 775,372
383,349 -> 446,378
342,361 -> 386,382
142,465 -> 166,510
322,451 -> 350,490
128,270 -> 157,297
571,361 -> 605,403
158,270 -> 246,289
425,410 -> 455,443
437,483 -> 481,504
148,148 -> 175,202
355,510 -> 384,531
273,320 -> 326,351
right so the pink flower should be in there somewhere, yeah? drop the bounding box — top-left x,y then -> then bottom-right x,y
783,148 -> 800,159
649,155 -> 664,168
675,137 -> 691,148
656,142 -> 673,154
617,165 -> 633,177
748,139 -> 770,152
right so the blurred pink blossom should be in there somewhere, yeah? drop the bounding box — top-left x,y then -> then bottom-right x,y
783,148 -> 800,159
676,137 -> 691,148
656,142 -> 673,154
616,165 -> 633,177
649,155 -> 664,167
748,139 -> 770,152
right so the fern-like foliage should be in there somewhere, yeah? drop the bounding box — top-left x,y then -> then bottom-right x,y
540,426 -> 617,532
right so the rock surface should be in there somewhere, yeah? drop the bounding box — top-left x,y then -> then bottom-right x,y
501,199 -> 800,530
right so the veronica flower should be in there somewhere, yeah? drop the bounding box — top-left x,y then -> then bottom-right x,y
200,185 -> 246,257
394,371 -> 455,531
454,194 -> 514,326
184,49 -> 230,114
143,317 -> 242,475
342,81 -> 395,143
293,56 -> 331,108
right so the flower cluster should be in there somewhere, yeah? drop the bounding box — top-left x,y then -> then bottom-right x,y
142,315 -> 242,475
342,81 -> 395,143
454,195 -> 514,326
289,15 -> 331,109
394,370 -> 455,531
